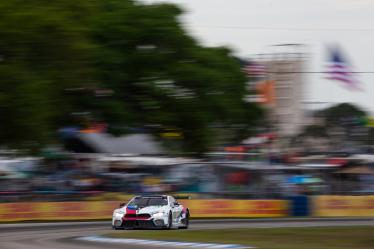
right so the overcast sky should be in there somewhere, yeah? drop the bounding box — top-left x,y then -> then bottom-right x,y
143,0 -> 374,113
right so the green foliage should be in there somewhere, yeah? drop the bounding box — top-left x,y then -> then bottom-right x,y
0,0 -> 262,154
298,103 -> 369,149
0,0 -> 96,149
319,103 -> 367,127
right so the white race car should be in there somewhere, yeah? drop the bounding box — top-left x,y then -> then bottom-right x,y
112,195 -> 190,229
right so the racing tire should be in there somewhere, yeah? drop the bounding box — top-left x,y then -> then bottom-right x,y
113,220 -> 123,230
112,225 -> 121,230
179,211 -> 189,229
164,212 -> 173,230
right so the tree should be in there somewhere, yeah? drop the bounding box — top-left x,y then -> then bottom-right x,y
319,103 -> 367,128
0,0 -> 263,154
298,103 -> 369,151
0,0 -> 97,151
88,0 -> 263,153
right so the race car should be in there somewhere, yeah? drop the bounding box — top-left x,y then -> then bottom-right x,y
112,195 -> 190,229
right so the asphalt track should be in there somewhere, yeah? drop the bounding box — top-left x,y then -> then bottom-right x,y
0,218 -> 372,249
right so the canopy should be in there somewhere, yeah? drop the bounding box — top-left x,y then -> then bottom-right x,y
67,133 -> 165,154
287,175 -> 323,184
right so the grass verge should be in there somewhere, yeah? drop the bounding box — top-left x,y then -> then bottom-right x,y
106,226 -> 373,249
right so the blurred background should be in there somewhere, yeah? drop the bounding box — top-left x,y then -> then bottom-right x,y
0,0 -> 373,216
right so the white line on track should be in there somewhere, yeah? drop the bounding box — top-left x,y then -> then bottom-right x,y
78,236 -> 255,249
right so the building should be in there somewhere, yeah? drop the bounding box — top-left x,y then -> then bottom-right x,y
246,45 -> 307,137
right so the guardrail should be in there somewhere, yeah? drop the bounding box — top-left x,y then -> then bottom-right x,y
0,199 -> 287,222
312,195 -> 374,217
0,196 -> 372,222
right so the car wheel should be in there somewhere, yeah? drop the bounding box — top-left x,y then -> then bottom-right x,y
113,220 -> 122,230
165,212 -> 172,229
113,225 -> 121,230
179,211 -> 189,229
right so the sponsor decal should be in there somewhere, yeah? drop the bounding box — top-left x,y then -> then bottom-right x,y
0,199 -> 288,221
6,196 -> 372,221
313,196 -> 374,217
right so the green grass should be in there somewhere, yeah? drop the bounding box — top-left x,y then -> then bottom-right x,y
107,226 -> 374,249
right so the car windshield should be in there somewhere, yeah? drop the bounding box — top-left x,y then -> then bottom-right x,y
128,196 -> 168,207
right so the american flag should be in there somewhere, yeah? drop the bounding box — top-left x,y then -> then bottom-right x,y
243,62 -> 267,78
326,46 -> 361,91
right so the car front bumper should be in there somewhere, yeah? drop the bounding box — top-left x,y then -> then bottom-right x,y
114,218 -> 165,229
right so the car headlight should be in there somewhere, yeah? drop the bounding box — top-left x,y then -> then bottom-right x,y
152,212 -> 165,218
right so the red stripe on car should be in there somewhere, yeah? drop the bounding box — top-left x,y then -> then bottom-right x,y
126,207 -> 136,214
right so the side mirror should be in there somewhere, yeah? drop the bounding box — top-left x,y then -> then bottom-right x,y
119,203 -> 126,208
174,202 -> 180,207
